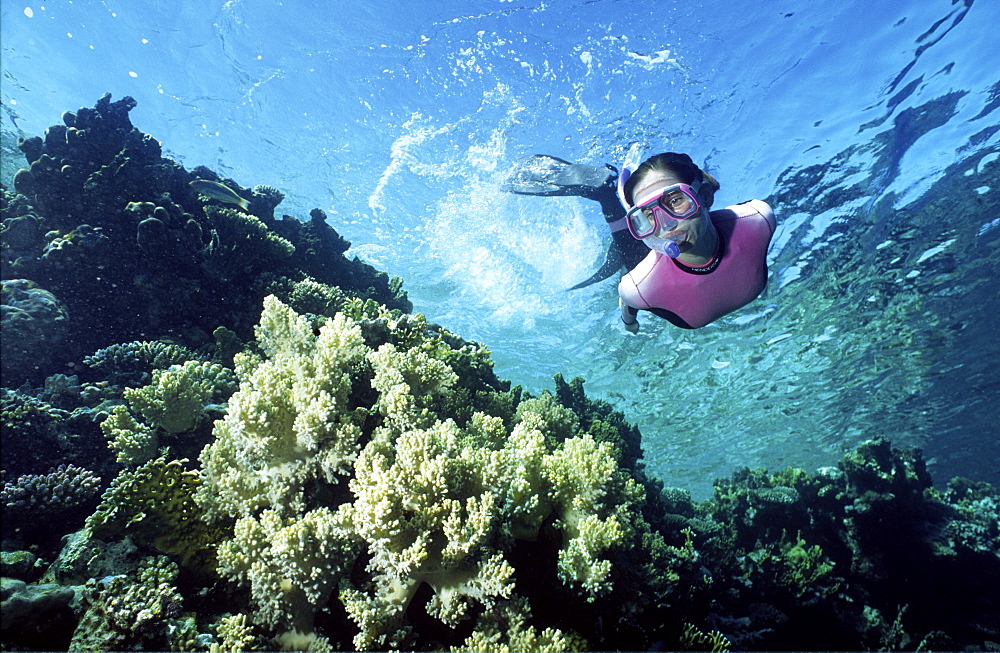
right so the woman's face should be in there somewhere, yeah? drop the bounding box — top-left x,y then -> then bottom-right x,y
630,170 -> 712,253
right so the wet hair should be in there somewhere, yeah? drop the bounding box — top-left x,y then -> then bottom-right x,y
623,152 -> 720,209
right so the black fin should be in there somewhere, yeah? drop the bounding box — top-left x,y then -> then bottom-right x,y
503,154 -> 615,197
568,231 -> 648,290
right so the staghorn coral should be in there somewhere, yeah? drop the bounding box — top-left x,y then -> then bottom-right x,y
543,433 -> 642,597
209,613 -> 260,653
338,418 -> 516,649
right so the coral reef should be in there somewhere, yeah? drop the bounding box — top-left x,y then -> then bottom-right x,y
2,93 -> 410,386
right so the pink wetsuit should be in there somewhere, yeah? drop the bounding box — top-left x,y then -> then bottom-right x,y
618,200 -> 776,329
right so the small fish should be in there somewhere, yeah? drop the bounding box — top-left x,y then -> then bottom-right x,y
190,179 -> 250,210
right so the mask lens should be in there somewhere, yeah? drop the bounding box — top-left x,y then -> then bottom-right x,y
626,205 -> 657,238
660,189 -> 695,218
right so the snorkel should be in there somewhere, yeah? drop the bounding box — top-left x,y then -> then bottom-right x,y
617,142 -> 683,258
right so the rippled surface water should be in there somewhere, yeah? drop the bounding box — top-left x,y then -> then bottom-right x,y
2,0 -> 997,497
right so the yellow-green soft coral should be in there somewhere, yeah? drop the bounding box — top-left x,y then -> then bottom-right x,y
216,507 -> 355,633
452,596 -> 586,653
367,342 -> 458,432
544,434 -> 643,596
197,296 -> 369,520
338,418 -> 517,649
192,298 -> 644,647
338,408 -> 634,647
124,360 -> 236,434
101,404 -> 158,467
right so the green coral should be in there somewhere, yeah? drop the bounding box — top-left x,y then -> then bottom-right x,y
100,404 -> 158,467
679,622 -> 731,652
86,458 -> 221,571
123,360 -> 236,434
746,531 -> 838,600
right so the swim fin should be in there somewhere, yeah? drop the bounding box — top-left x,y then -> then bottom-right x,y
568,229 -> 649,290
503,153 -> 647,290
503,154 -> 616,198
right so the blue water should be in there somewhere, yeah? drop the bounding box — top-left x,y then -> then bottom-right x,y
3,0 -> 998,498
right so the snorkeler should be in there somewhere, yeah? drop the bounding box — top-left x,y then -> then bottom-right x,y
504,145 -> 775,331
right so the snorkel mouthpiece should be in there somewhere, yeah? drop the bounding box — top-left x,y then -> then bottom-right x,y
644,235 -> 682,258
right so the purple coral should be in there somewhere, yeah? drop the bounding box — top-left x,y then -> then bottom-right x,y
1,464 -> 102,515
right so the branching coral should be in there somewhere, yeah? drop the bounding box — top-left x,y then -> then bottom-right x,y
203,205 -> 295,274
543,433 -> 641,597
1,464 -> 102,517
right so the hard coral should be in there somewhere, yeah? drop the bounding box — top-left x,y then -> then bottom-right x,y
87,458 -> 221,572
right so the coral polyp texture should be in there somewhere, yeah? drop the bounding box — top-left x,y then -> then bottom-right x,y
2,96 -> 999,652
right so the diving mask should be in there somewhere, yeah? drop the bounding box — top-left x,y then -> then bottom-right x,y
624,182 -> 702,239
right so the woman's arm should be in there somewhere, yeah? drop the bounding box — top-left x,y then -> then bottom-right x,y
619,297 -> 640,333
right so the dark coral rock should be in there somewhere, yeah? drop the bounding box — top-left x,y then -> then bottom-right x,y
0,578 -> 78,651
0,550 -> 40,582
2,95 -> 413,380
1,279 -> 69,385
